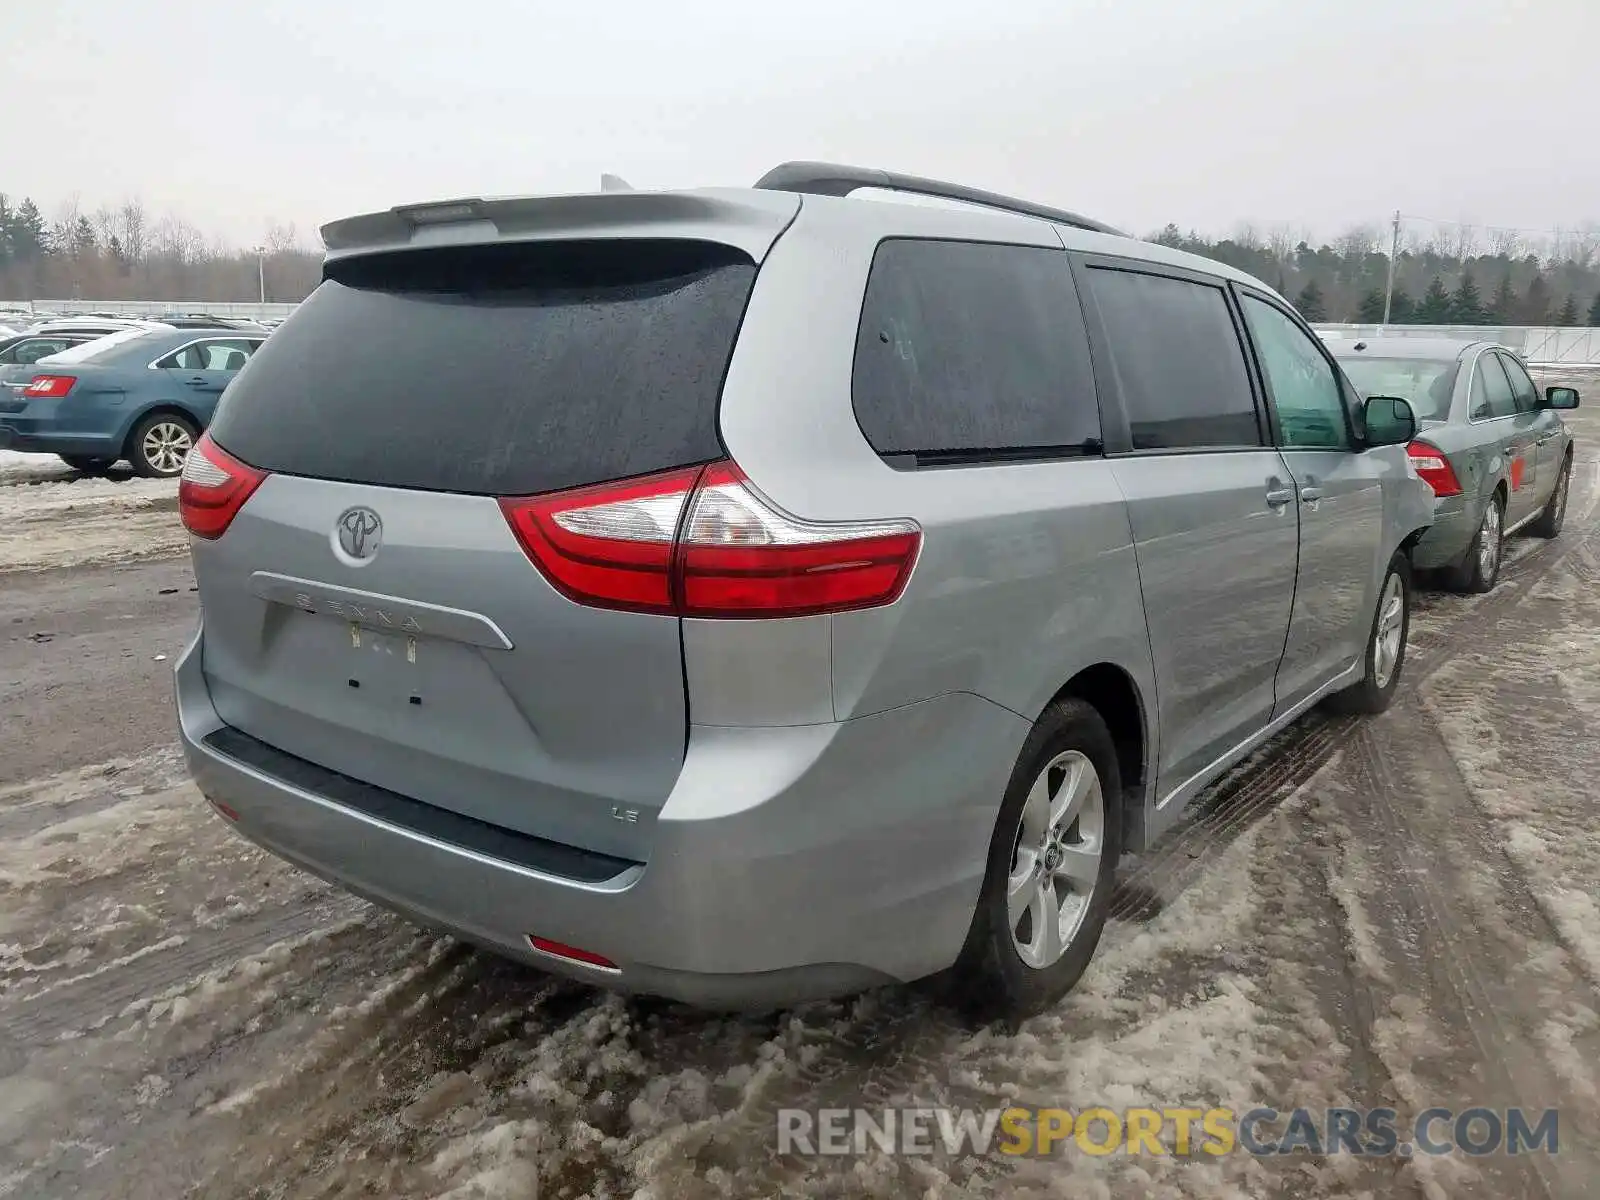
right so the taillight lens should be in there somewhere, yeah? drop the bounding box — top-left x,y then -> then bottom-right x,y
500,460 -> 921,619
677,463 -> 921,617
24,374 -> 76,398
499,466 -> 700,614
179,433 -> 268,540
1407,440 -> 1463,497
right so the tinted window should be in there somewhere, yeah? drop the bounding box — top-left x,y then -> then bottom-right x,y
1240,297 -> 1350,449
2,337 -> 77,365
158,339 -> 256,370
852,239 -> 1099,459
1499,354 -> 1540,413
209,240 -> 755,496
1339,357 -> 1459,423
1087,268 -> 1261,449
1475,353 -> 1517,419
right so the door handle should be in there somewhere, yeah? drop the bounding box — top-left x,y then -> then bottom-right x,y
185,375 -> 209,386
1266,487 -> 1294,508
1300,486 -> 1323,502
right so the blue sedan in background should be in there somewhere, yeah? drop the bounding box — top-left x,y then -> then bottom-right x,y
0,326 -> 267,476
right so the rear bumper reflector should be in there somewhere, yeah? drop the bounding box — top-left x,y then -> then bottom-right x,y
527,935 -> 619,971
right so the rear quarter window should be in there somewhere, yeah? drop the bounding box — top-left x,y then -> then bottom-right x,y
851,239 -> 1100,462
207,240 -> 757,496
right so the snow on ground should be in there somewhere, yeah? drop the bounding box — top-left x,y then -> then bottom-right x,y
0,473 -> 182,572
0,451 -> 78,488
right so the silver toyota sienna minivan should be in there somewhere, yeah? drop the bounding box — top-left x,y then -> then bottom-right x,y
174,163 -> 1433,1016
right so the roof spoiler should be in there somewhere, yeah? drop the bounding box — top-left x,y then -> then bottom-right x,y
753,161 -> 1125,237
319,188 -> 801,263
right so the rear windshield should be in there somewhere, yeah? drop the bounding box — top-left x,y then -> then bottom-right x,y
1339,356 -> 1460,422
208,240 -> 757,496
39,327 -> 155,364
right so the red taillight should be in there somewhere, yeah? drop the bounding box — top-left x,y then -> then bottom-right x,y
498,466 -> 700,615
1407,440 -> 1463,497
179,433 -> 268,540
528,935 -> 618,971
499,460 -> 922,619
24,374 -> 76,398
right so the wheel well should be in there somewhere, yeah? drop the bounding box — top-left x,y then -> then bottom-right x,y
122,406 -> 199,459
1052,663 -> 1147,847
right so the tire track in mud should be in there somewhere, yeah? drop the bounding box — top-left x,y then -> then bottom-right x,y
0,896 -> 364,1050
1338,716 -> 1600,1200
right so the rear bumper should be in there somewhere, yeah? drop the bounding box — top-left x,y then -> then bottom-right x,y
175,623 -> 1028,1009
0,422 -> 122,456
1411,493 -> 1479,569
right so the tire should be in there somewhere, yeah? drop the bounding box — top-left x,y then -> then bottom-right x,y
1529,453 -> 1572,539
59,455 -> 115,475
1449,492 -> 1503,594
1328,552 -> 1411,715
953,697 -> 1122,1019
127,412 -> 198,479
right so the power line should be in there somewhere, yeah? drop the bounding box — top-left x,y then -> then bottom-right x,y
1397,212 -> 1595,240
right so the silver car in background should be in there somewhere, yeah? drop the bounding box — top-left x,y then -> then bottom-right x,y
1334,338 -> 1578,591
174,163 -> 1434,1016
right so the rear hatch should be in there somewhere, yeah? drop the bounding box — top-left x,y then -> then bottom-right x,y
193,203 -> 793,862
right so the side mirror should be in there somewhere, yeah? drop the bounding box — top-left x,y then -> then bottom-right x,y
1545,386 -> 1580,411
1363,395 -> 1416,447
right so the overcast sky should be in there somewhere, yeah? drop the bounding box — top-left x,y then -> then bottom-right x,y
8,0 -> 1597,250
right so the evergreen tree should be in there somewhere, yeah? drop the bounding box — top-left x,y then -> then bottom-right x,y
1449,269 -> 1488,324
1389,288 -> 1415,323
1294,279 -> 1327,321
1357,288 -> 1387,322
10,198 -> 47,261
1416,276 -> 1454,323
70,215 -> 97,259
1521,275 -> 1551,325
1555,295 -> 1580,327
1151,223 -> 1185,249
1488,275 -> 1517,324
1588,291 -> 1600,327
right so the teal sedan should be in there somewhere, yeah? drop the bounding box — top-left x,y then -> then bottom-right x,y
1333,337 -> 1577,592
0,326 -> 266,477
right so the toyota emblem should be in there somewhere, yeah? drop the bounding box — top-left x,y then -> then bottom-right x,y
335,507 -> 383,562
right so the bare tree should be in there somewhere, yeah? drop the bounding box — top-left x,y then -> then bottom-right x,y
1447,223 -> 1478,263
118,198 -> 148,267
1487,227 -> 1523,259
91,205 -> 118,249
264,221 -> 300,255
1231,222 -> 1263,250
1568,222 -> 1600,270
1266,224 -> 1297,269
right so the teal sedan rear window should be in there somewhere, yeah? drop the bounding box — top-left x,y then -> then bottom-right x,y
1340,357 -> 1459,422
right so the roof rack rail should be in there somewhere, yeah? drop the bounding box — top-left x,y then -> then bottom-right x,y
753,161 -> 1125,237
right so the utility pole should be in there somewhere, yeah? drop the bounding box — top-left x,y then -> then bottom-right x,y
1381,210 -> 1401,328
252,246 -> 266,305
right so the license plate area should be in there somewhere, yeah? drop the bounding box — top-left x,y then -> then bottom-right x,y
344,622 -> 427,707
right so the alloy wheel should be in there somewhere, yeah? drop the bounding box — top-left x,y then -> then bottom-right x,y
1372,571 -> 1405,690
1007,750 -> 1104,969
1477,501 -> 1502,582
141,422 -> 193,476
